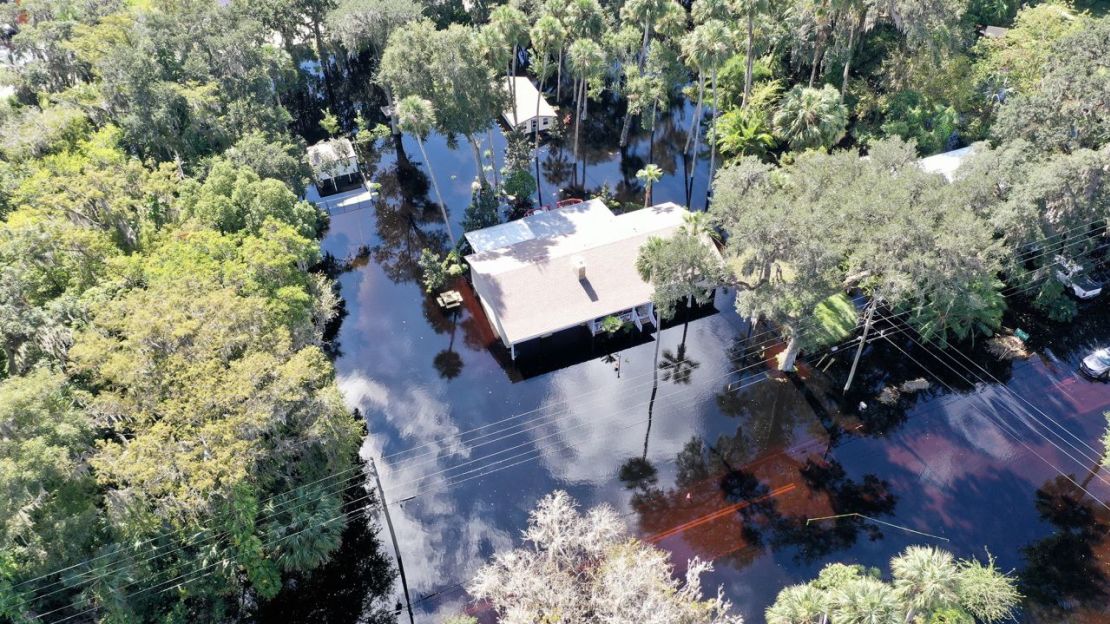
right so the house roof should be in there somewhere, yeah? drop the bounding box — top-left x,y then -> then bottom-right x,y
465,201 -> 702,345
979,25 -> 1009,38
307,138 -> 356,170
503,76 -> 557,124
917,146 -> 973,182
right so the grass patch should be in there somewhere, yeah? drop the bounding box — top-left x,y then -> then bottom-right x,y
810,292 -> 859,348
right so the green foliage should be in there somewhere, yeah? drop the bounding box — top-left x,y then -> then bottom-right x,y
600,315 -> 628,335
636,230 -> 725,320
0,104 -> 91,162
462,182 -> 502,233
320,108 -> 341,136
179,158 -> 321,239
222,130 -> 312,196
767,546 -> 1020,624
418,248 -> 466,293
716,106 -> 775,161
992,15 -> 1110,152
973,4 -> 1085,97
0,370 -> 99,581
772,84 -> 848,152
715,54 -> 774,110
712,139 -> 1006,347
868,90 -> 960,156
502,169 -> 538,203
1032,278 -> 1077,322
811,293 -> 858,349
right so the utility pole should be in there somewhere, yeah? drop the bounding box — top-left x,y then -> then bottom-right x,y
843,300 -> 878,393
369,457 -> 416,624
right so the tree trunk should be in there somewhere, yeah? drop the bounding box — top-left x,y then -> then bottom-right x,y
487,127 -> 500,191
574,78 -> 584,173
644,382 -> 658,460
706,66 -> 720,210
640,19 -> 651,70
652,307 -> 663,385
534,58 -> 549,206
644,183 -> 651,208
743,10 -> 755,109
384,85 -> 400,135
619,106 -> 634,148
809,30 -> 826,88
469,135 -> 488,186
508,54 -> 518,127
648,99 -> 658,161
556,48 -> 564,101
840,8 -> 867,102
580,89 -> 589,184
685,74 -> 705,154
417,138 -> 456,246
780,333 -> 801,372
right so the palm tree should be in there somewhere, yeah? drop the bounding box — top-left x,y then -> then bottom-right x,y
636,163 -> 663,207
530,16 -> 565,205
679,29 -> 707,163
695,19 -> 733,206
890,546 -> 962,620
488,5 -> 530,127
766,583 -> 829,624
839,0 -> 870,101
830,577 -> 902,624
733,0 -> 768,108
567,38 -> 606,182
772,84 -> 849,152
716,107 -> 775,161
396,96 -> 456,246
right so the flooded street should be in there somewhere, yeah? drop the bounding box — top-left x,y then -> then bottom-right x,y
316,102 -> 1110,623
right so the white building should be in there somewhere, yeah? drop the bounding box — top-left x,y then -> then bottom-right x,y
307,137 -> 360,191
917,146 -> 973,182
502,76 -> 558,132
465,199 -> 719,359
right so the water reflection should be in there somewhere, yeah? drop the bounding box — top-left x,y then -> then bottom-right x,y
1020,475 -> 1110,620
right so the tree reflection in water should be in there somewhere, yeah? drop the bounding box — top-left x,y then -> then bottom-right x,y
371,142 -> 449,285
627,362 -> 903,571
1020,476 -> 1110,621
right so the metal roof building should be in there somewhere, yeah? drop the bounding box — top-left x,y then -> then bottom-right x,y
465,200 -> 710,359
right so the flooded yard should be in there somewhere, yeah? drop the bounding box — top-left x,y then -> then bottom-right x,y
315,103 -> 1110,623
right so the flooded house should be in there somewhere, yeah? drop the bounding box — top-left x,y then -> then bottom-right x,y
464,199 -> 717,360
307,137 -> 361,193
501,76 -> 557,132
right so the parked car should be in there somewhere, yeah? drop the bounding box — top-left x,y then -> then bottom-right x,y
1054,255 -> 1104,300
1080,348 -> 1110,380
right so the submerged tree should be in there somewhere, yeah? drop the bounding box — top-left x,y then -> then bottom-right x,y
470,491 -> 744,623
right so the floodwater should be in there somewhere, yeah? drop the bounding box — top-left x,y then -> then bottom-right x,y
302,93 -> 1110,623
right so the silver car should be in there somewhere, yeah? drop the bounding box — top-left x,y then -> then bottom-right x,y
1080,348 -> 1110,380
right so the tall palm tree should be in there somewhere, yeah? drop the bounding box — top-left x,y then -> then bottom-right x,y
396,96 -> 456,246
679,29 -> 707,161
488,5 -> 530,127
733,0 -> 768,108
696,19 -> 734,207
838,0 -> 870,101
636,164 -> 664,207
530,16 -> 565,205
772,84 -> 849,152
568,38 -> 606,182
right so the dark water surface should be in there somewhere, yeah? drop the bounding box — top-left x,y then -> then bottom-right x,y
310,98 -> 1110,623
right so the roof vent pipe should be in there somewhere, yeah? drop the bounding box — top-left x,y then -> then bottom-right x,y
572,257 -> 586,280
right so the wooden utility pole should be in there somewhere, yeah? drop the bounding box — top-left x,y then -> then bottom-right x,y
843,300 -> 878,393
369,457 -> 416,624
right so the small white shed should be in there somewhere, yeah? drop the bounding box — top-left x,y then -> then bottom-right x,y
502,77 -> 558,132
307,138 -> 360,191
